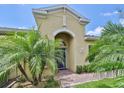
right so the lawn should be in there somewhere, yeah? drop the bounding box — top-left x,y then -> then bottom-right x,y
74,76 -> 124,88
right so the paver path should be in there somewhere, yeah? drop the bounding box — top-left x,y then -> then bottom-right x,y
55,70 -> 116,88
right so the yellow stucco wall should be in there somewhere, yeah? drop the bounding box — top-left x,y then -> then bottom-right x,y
33,9 -> 94,72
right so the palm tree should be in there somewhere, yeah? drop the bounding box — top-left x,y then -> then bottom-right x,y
0,29 -> 63,85
88,22 -> 124,63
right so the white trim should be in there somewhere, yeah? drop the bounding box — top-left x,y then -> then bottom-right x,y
53,28 -> 75,37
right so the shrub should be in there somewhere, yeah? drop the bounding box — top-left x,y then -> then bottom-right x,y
17,76 -> 26,82
76,65 -> 82,74
0,71 -> 9,87
95,62 -> 124,72
44,76 -> 60,88
78,62 -> 124,74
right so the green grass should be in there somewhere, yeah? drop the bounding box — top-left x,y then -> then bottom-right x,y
74,76 -> 124,88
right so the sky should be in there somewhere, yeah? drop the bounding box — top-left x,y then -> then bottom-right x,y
0,4 -> 124,36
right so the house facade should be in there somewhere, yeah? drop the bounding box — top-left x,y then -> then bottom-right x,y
0,5 -> 97,73
32,5 -> 96,72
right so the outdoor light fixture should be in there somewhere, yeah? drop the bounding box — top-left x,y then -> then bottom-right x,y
80,48 -> 84,53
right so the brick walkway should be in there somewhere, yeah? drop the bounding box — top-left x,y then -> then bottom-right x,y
55,70 -> 118,88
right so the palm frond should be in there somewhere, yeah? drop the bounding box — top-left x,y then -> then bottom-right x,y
46,58 -> 58,74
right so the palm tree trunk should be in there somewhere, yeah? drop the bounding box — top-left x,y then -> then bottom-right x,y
38,64 -> 45,82
18,63 -> 30,82
38,72 -> 42,82
23,58 -> 26,70
32,76 -> 38,85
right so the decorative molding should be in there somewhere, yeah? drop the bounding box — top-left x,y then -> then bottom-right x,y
53,27 -> 75,38
63,15 -> 67,27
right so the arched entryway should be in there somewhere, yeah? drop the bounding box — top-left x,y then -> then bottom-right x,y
55,32 -> 74,70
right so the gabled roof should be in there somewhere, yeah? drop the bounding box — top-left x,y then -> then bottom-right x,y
0,27 -> 30,35
32,4 -> 90,23
0,27 -> 30,32
84,35 -> 99,41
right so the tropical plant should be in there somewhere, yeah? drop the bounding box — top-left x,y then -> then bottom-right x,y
0,29 -> 63,85
76,65 -> 82,74
79,22 -> 124,74
44,76 -> 60,88
88,22 -> 124,64
80,61 -> 124,73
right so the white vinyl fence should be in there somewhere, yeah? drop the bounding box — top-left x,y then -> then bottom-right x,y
92,69 -> 124,80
